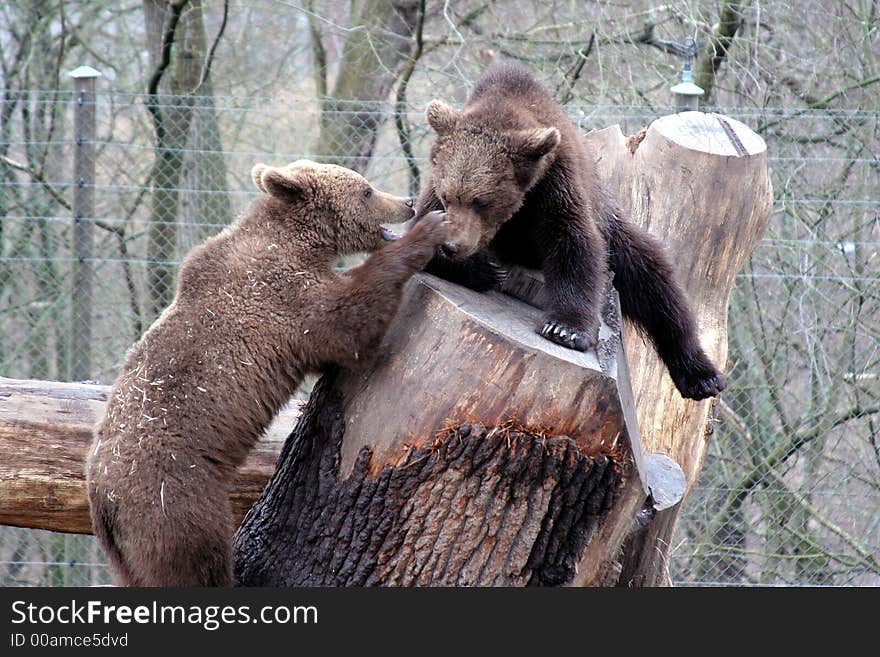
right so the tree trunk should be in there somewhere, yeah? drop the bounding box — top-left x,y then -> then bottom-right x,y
186,90 -> 231,244
592,112 -> 772,586
144,0 -> 221,318
694,2 -> 747,104
315,0 -> 420,172
183,0 -> 231,246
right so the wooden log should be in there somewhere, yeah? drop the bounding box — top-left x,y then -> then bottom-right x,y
588,112 -> 772,586
0,377 -> 301,534
233,274 -> 648,586
336,271 -> 645,481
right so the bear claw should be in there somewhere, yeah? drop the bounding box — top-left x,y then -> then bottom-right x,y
672,358 -> 728,400
538,322 -> 595,351
675,371 -> 728,400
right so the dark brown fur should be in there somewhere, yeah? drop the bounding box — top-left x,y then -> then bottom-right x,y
86,160 -> 448,586
413,63 -> 726,400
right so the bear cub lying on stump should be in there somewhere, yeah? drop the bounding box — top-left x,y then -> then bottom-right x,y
86,160 -> 448,586
414,63 -> 726,400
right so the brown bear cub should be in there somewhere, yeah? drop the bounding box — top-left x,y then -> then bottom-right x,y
86,160 -> 448,586
413,63 -> 726,400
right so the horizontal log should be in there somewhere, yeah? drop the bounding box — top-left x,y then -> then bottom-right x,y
0,377 -> 300,535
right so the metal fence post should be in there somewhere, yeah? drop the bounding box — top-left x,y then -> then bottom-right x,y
69,66 -> 101,381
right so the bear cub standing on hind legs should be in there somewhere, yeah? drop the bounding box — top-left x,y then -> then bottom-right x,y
86,160 -> 449,586
413,63 -> 726,400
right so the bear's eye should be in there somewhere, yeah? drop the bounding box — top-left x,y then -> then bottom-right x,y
363,187 -> 373,199
472,197 -> 490,210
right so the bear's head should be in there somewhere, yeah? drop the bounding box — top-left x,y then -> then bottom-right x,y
251,160 -> 414,255
424,99 -> 560,258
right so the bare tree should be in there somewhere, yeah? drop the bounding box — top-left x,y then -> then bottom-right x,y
309,0 -> 421,172
143,0 -> 226,318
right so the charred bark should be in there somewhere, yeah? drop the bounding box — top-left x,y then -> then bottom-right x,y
234,369 -> 624,587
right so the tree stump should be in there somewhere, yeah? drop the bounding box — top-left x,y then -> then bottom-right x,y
591,112 -> 772,586
233,111 -> 771,587
233,275 -> 649,586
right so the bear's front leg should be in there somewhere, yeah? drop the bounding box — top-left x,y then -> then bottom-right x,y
312,211 -> 449,367
424,249 -> 508,292
537,216 -> 606,353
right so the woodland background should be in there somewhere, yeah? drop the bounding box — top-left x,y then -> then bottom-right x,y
0,0 -> 878,586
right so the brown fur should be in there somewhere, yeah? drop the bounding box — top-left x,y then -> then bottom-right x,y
413,63 -> 726,400
86,160 -> 448,586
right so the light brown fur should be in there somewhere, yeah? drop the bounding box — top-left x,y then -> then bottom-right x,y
86,160 -> 448,586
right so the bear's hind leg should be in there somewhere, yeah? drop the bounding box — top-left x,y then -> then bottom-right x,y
604,208 -> 727,400
140,518 -> 233,587
88,488 -> 138,586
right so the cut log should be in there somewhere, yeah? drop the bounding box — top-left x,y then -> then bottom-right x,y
589,112 -> 772,586
336,271 -> 645,481
234,274 -> 648,586
0,377 -> 301,534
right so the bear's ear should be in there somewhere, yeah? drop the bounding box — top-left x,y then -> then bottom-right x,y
251,163 -> 269,193
512,127 -> 561,159
254,164 -> 310,201
426,100 -> 462,135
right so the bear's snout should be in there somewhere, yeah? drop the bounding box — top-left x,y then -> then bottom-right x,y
439,210 -> 484,258
385,194 -> 416,224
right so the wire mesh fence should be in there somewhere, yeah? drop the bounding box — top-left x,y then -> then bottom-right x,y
1,89 -> 877,586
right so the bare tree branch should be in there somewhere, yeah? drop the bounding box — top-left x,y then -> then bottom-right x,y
703,399 -> 880,565
695,1 -> 748,103
394,0 -> 426,197
781,74 -> 880,110
0,153 -> 70,211
556,32 -> 594,104
195,0 -> 228,92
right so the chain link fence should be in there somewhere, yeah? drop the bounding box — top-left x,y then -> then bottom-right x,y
1,89 -> 877,586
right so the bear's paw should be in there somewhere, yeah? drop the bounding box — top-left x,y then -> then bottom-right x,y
672,367 -> 728,401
